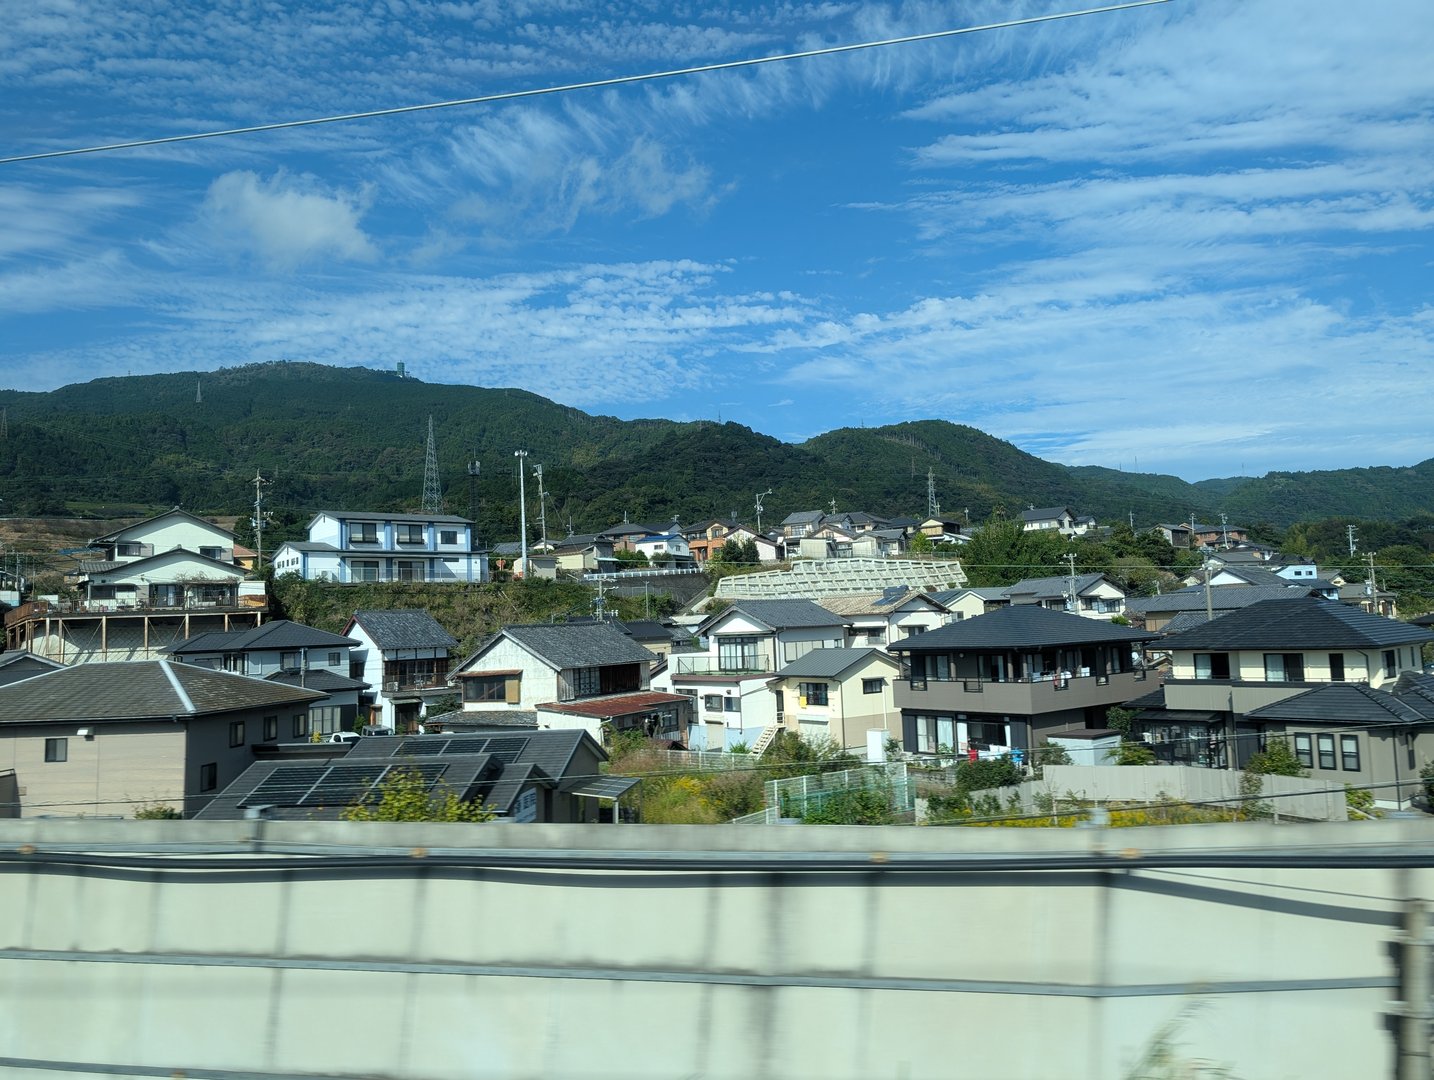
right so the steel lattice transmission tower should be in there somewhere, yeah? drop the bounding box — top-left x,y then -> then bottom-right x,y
421,415 -> 444,513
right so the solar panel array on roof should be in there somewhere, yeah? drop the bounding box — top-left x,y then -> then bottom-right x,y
877,585 -> 908,606
240,761 -> 450,808
387,735 -> 529,762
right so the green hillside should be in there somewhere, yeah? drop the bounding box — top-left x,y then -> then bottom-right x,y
1,362 -> 1430,533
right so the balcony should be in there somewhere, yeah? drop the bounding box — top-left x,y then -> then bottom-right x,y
898,669 -> 1147,713
672,655 -> 775,676
382,676 -> 449,693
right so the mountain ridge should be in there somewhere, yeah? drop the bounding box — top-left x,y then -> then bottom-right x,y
1,361 -> 1429,533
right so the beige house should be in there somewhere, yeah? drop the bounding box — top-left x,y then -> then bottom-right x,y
0,660 -> 323,818
773,647 -> 902,750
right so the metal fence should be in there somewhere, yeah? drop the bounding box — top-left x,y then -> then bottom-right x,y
732,762 -> 914,823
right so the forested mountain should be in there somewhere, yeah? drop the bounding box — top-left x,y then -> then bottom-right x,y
1,362 -> 1430,540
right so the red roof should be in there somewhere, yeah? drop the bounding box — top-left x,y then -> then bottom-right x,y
536,691 -> 689,719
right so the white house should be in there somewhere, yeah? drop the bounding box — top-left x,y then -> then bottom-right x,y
450,622 -> 688,745
815,590 -> 951,648
343,609 -> 459,732
272,510 -> 487,584
653,599 -> 852,751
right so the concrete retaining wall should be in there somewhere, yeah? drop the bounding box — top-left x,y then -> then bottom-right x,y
0,817 -> 1425,1079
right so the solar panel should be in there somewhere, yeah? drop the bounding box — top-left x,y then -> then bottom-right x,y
299,764 -> 386,807
442,737 -> 491,755
478,736 -> 529,763
405,762 -> 450,788
243,766 -> 328,807
877,585 -> 908,606
395,738 -> 445,756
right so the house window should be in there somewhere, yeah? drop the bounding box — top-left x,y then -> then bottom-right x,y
799,682 -> 829,706
1329,653 -> 1345,682
913,654 -> 951,683
44,737 -> 68,762
724,697 -> 741,713
1263,653 -> 1305,682
1293,733 -> 1313,768
199,546 -> 225,561
263,715 -> 278,741
351,560 -> 380,582
328,652 -> 341,667
863,678 -> 885,695
439,530 -> 458,545
200,763 -> 218,792
1384,650 -> 1397,678
280,651 -> 301,670
703,694 -> 724,712
784,639 -> 819,663
310,707 -> 341,735
463,676 -> 509,703
572,667 -> 602,698
913,714 -> 956,754
718,636 -> 761,672
1316,733 -> 1336,770
351,523 -> 379,544
293,713 -> 310,739
967,721 -> 1009,750
1194,653 -> 1231,679
396,560 -> 426,582
116,542 -> 144,557
1341,735 -> 1360,772
229,720 -> 245,747
398,524 -> 426,544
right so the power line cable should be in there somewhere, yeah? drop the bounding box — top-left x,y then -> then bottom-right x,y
0,1 -> 1173,167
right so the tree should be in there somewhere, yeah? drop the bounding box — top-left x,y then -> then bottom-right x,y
908,530 -> 934,554
341,767 -> 497,822
1246,738 -> 1307,778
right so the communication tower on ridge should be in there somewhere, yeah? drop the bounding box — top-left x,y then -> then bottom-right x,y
421,415 -> 443,513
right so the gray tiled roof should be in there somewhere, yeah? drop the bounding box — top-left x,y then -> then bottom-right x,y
312,510 -> 473,525
775,647 -> 895,679
496,623 -> 657,669
350,610 -> 458,650
0,660 -> 324,722
1160,597 -> 1434,651
264,669 -> 370,693
888,605 -> 1158,652
163,619 -> 359,655
715,598 -> 851,631
1004,573 -> 1117,600
929,587 -> 1007,607
1124,584 -> 1315,615
1020,506 -> 1074,522
1244,683 -> 1433,726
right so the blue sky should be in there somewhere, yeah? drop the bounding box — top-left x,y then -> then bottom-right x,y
2,0 -> 1431,483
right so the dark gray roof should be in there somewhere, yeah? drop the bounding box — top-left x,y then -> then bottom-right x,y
349,610 -> 458,650
1004,573 -> 1119,600
1020,506 -> 1075,522
474,623 -> 656,671
437,709 -> 540,730
264,669 -> 370,693
1160,597 -> 1434,651
1244,682 -> 1434,726
196,727 -> 609,820
0,651 -> 65,687
163,619 -> 359,655
1159,612 -> 1218,634
710,598 -> 851,632
776,647 -> 896,679
0,660 -> 324,722
312,510 -> 473,525
888,605 -> 1159,652
1125,584 -> 1313,616
781,510 -> 826,525
929,587 -> 1007,607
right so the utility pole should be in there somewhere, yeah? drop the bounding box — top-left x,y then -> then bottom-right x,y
1347,525 -> 1359,556
466,457 -> 481,534
251,471 -> 271,571
421,415 -> 443,513
1220,512 -> 1229,550
755,489 -> 771,533
1367,551 -> 1379,612
514,450 -> 529,579
1203,555 -> 1214,622
534,464 -> 548,550
1064,552 -> 1078,612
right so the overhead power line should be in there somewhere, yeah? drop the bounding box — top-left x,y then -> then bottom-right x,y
0,0 -> 1173,166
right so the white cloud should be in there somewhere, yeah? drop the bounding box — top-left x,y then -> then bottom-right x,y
195,171 -> 377,270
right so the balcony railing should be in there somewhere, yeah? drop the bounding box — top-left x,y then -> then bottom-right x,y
673,655 -> 774,675
906,669 -> 1144,693
383,676 -> 449,693
6,596 -> 262,624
